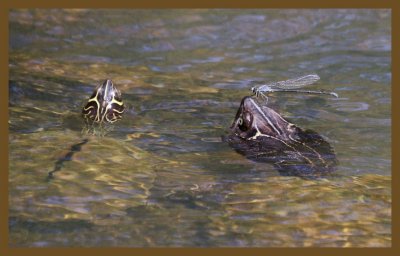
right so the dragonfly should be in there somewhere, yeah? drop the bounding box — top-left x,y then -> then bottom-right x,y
250,74 -> 338,102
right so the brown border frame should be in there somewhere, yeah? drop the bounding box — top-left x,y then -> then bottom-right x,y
1,0 -> 397,255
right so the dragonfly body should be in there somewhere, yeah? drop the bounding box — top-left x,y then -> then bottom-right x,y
251,74 -> 338,100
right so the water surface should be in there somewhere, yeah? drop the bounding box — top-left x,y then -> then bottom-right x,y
9,9 -> 391,247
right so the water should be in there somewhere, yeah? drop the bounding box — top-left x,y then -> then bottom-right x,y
9,9 -> 391,247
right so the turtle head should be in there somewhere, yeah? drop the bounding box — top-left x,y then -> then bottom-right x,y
82,79 -> 125,124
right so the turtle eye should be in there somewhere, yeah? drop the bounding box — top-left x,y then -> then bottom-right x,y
238,116 -> 248,132
237,111 -> 253,132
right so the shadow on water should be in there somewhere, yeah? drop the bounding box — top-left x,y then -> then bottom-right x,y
9,216 -> 94,235
47,138 -> 89,181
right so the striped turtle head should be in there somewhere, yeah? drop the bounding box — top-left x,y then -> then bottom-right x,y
230,96 -> 297,140
227,96 -> 338,178
82,79 -> 125,124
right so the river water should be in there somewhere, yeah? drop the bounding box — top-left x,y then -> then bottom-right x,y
9,9 -> 391,247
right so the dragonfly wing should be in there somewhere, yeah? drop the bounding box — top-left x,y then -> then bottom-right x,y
274,74 -> 320,89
